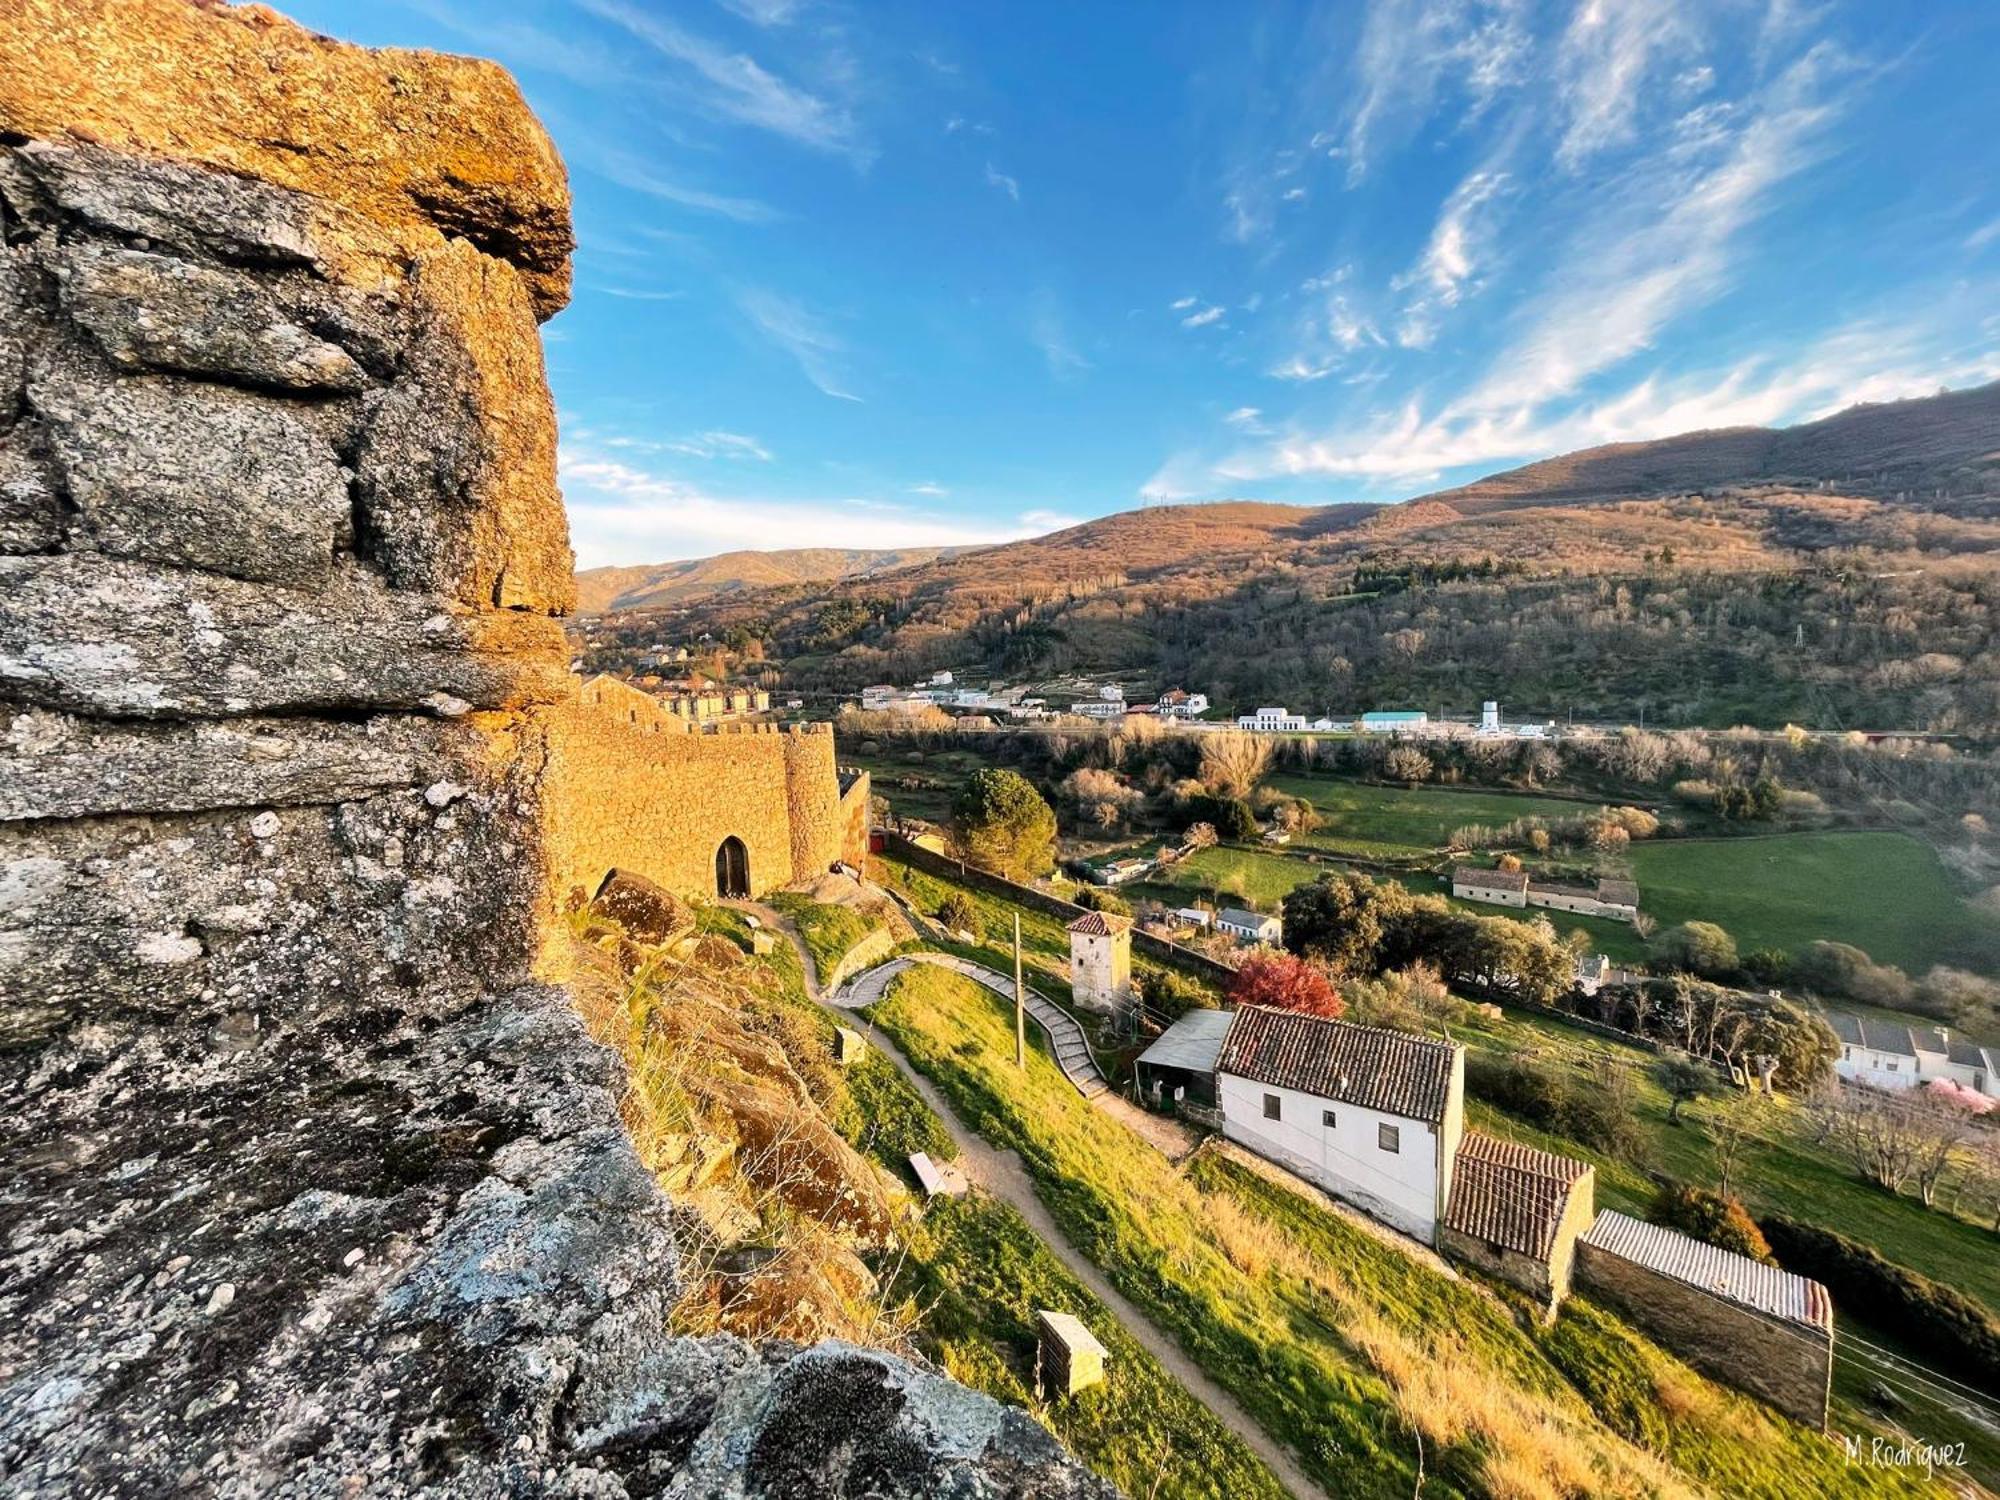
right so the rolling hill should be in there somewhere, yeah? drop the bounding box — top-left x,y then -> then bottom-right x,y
584,382 -> 2000,730
573,545 -> 965,613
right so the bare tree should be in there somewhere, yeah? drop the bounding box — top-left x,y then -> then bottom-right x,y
1198,730 -> 1272,798
1706,1091 -> 1761,1200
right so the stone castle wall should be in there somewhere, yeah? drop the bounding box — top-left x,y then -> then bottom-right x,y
0,4 -> 1095,1496
534,705 -> 854,917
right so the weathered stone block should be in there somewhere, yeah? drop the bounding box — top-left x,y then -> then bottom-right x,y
0,554 -> 570,718
0,425 -> 63,554
356,240 -> 574,613
32,365 -> 350,587
58,243 -> 368,393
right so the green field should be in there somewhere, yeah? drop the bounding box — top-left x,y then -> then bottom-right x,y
1139,846 -> 1651,961
1265,773 -> 1608,858
866,962 -> 1933,1500
1628,831 -> 2000,974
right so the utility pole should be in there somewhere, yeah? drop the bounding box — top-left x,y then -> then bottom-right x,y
1013,913 -> 1026,1069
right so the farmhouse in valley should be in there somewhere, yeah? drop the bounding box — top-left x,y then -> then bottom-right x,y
1216,1008 -> 1466,1243
1451,866 -> 1641,923
1216,907 -> 1283,944
1827,1012 -> 2000,1097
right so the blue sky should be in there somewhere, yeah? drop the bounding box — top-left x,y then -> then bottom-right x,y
288,0 -> 2000,568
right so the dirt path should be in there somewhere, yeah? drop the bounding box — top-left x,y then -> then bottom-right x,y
832,956 -> 1327,1500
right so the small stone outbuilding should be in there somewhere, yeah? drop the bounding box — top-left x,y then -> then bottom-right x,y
1440,1132 -> 1594,1319
1576,1211 -> 1833,1429
1036,1310 -> 1108,1397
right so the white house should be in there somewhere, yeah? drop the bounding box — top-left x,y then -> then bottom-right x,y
1452,867 -> 1640,924
1215,908 -> 1282,945
1158,689 -> 1210,720
1172,906 -> 1213,929
1452,865 -> 1529,908
1827,1012 -> 1997,1095
1237,706 -> 1307,732
1216,1007 -> 1465,1243
1068,699 -> 1126,720
860,684 -> 899,710
1360,710 -> 1428,735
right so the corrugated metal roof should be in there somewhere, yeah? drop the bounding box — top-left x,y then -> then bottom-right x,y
1444,1132 -> 1591,1261
1135,1008 -> 1234,1075
1580,1211 -> 1833,1333
1217,907 -> 1276,929
1217,1007 -> 1459,1123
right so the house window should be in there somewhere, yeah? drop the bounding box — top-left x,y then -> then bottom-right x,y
1321,1109 -> 1337,1129
1378,1123 -> 1400,1153
1886,1061 -> 1898,1072
1263,1093 -> 1281,1121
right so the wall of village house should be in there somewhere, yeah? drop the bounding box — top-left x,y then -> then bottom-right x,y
1575,1241 -> 1831,1429
533,702 -> 851,920
1834,1047 -> 1921,1090
1454,881 -> 1528,909
1219,1071 -> 1446,1242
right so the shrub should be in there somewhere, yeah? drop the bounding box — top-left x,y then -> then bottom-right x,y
1646,1182 -> 1772,1262
937,891 -> 979,936
1464,1055 -> 1651,1165
1073,885 -> 1132,917
951,768 -> 1057,879
1145,968 -> 1215,1022
1787,940 -> 1913,1008
1760,1216 -> 2000,1391
1649,920 -> 1738,979
1186,794 -> 1257,841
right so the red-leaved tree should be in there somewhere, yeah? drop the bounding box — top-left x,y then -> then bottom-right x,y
1227,953 -> 1345,1018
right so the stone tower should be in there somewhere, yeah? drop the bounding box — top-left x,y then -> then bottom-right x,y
1067,909 -> 1134,1014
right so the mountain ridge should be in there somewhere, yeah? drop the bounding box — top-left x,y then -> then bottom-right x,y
574,544 -> 969,613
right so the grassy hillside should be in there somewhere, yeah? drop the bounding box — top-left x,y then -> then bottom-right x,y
574,544 -> 959,613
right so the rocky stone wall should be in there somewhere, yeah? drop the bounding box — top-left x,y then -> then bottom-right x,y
0,3 -> 1106,1496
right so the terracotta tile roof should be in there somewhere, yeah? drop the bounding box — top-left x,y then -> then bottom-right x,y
1582,1211 -> 1833,1334
1066,910 -> 1130,937
1217,1007 -> 1460,1123
1444,1131 -> 1591,1261
1453,865 -> 1529,892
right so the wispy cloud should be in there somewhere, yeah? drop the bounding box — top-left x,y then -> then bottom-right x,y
1463,40 -> 1854,413
591,285 -> 687,302
737,288 -> 863,401
1552,0 -> 1704,167
1029,298 -> 1091,379
1181,304 -> 1226,329
1393,167 -> 1511,347
1342,0 -> 1530,185
573,0 -> 866,160
716,0 -> 801,26
559,452 -> 1056,566
581,146 -> 780,222
1224,406 -> 1268,432
909,481 -> 950,497
985,163 -> 1021,201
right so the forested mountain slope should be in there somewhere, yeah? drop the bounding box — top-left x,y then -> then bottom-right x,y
602,383 -> 2000,731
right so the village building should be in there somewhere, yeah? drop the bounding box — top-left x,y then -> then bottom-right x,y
1575,1211 -> 1834,1429
1157,689 -> 1210,720
1215,1008 -> 1466,1244
1360,710 -> 1428,735
1174,906 -> 1214,929
1451,866 -> 1640,923
1134,1006 -> 1234,1110
1237,706 -> 1308,732
1827,1012 -> 1997,1095
1215,908 -> 1282,945
1068,698 -> 1126,720
1451,866 -> 1529,908
1067,910 -> 1133,1014
1439,1133 -> 1596,1319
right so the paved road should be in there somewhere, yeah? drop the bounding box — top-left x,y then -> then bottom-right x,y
836,958 -> 1326,1500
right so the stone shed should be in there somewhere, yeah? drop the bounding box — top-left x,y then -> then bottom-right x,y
1439,1131 -> 1594,1320
1576,1211 -> 1834,1429
1134,1006 -> 1233,1108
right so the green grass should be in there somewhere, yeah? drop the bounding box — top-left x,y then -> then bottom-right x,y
765,892 -> 883,985
1628,830 -> 2000,974
867,961 -> 1928,1500
1264,773 -> 1606,858
888,1194 -> 1289,1500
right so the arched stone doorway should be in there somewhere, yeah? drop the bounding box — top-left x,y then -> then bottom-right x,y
715,836 -> 749,899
